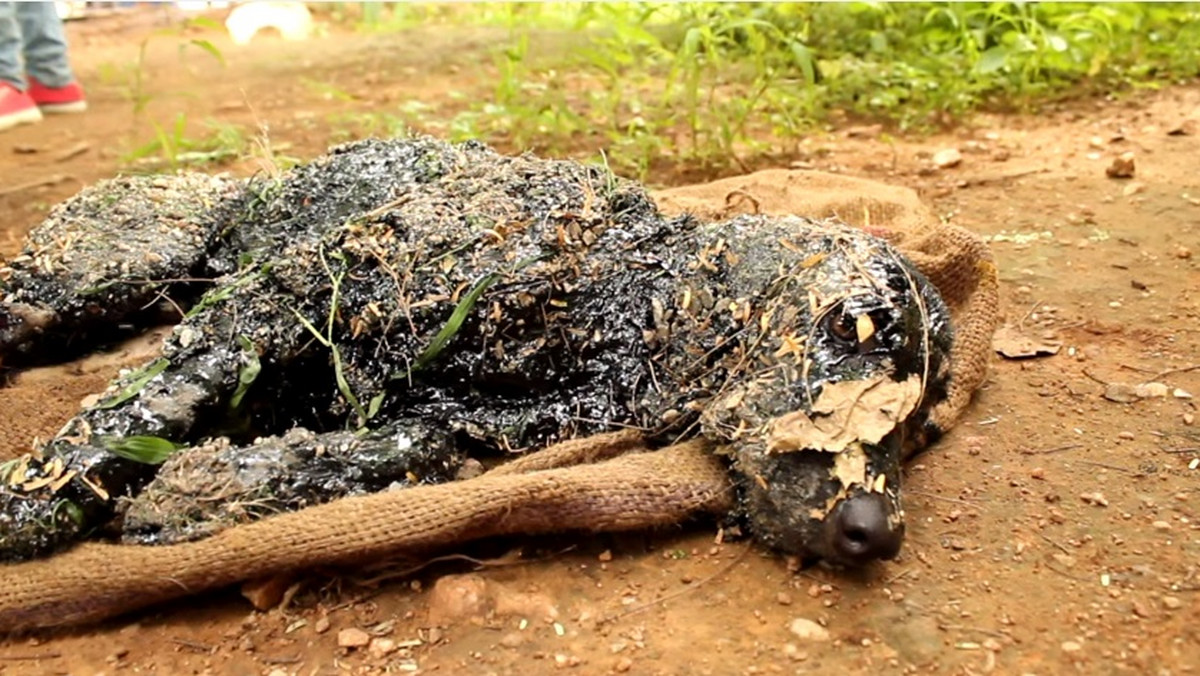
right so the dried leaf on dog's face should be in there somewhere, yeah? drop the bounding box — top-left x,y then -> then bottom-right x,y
767,374 -> 923,453
855,313 -> 875,343
832,445 -> 867,487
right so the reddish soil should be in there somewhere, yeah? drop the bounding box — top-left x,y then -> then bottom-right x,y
0,9 -> 1197,675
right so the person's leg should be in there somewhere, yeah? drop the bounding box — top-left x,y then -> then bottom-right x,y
16,1 -> 84,113
0,2 -> 26,90
0,2 -> 43,131
15,1 -> 74,87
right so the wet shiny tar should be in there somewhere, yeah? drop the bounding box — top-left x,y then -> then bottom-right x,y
0,137 -> 952,563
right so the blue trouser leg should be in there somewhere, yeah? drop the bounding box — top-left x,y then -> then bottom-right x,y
0,2 -> 24,90
17,1 -> 74,88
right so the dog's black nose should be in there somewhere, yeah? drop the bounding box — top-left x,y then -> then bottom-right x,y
829,493 -> 904,563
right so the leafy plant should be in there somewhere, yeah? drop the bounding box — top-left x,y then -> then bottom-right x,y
103,436 -> 182,465
290,248 -> 373,428
340,2 -> 1200,179
229,336 -> 262,410
123,115 -> 250,170
97,358 -> 171,410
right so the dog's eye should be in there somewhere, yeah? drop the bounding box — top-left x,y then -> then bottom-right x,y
826,310 -> 858,344
823,305 -> 886,352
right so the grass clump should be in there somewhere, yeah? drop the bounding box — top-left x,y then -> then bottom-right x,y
123,114 -> 251,170
343,2 -> 1200,178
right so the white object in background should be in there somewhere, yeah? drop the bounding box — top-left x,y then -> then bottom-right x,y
55,2 -> 89,21
225,1 -> 314,46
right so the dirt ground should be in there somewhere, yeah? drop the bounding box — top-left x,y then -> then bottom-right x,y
1,9 -> 1198,676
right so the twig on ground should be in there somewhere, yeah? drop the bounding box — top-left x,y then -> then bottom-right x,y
1021,443 -> 1082,455
1044,563 -> 1087,581
1161,446 -> 1200,455
1038,533 -> 1070,555
0,174 -> 71,196
1154,364 -> 1200,379
0,652 -> 62,661
357,549 -> 533,587
170,638 -> 215,654
939,623 -> 1011,640
1074,459 -> 1139,474
1017,299 -> 1042,330
958,167 -> 1051,189
54,141 -> 90,162
908,490 -> 980,507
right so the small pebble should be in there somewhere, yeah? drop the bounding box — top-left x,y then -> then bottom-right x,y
597,550 -> 613,562
1106,152 -> 1136,178
1163,596 -> 1183,610
499,632 -> 525,649
783,643 -> 809,662
368,638 -> 397,658
788,618 -> 831,642
313,616 -> 331,634
337,627 -> 371,649
1152,520 -> 1171,531
933,148 -> 963,169
1122,181 -> 1146,196
615,656 -> 634,672
776,592 -> 794,606
553,653 -> 580,667
1061,640 -> 1083,652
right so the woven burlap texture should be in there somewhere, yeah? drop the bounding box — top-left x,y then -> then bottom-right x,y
0,170 -> 999,632
0,434 -> 728,631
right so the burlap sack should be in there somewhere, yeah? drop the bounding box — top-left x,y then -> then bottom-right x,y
0,171 -> 999,632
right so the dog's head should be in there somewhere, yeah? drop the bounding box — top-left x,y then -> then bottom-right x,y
696,216 -> 953,565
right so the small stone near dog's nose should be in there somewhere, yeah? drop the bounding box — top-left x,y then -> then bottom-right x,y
831,494 -> 903,562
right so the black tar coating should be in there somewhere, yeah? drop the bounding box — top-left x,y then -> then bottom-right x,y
0,137 -> 953,562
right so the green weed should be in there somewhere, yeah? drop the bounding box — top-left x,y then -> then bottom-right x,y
123,115 -> 250,170
97,358 -> 171,410
229,336 -> 263,411
97,16 -> 228,118
341,2 -> 1200,179
290,248 -> 372,428
102,436 -> 182,465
